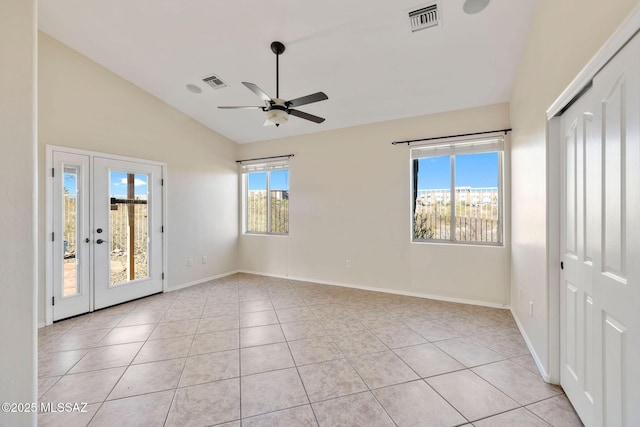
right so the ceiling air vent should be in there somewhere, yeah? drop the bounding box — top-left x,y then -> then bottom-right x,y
202,74 -> 228,90
408,2 -> 440,32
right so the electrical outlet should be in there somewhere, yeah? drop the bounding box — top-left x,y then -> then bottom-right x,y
188,258 -> 193,267
529,301 -> 534,317
346,259 -> 352,268
202,256 -> 208,264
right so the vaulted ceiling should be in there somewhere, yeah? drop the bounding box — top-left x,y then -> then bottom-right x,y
39,0 -> 537,143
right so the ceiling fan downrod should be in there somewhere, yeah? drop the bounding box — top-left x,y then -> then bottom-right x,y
271,41 -> 285,99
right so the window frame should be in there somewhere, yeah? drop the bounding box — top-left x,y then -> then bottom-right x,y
242,161 -> 289,236
410,137 -> 504,246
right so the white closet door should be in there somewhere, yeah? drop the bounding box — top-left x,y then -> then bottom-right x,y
561,32 -> 640,426
589,32 -> 640,427
560,88 -> 595,426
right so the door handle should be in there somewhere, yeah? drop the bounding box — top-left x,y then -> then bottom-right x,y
96,239 -> 107,244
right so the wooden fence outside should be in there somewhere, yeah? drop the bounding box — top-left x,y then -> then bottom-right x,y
63,197 -> 149,285
247,190 -> 288,234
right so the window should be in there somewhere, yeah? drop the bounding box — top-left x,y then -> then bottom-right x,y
411,137 -> 503,244
242,159 -> 289,235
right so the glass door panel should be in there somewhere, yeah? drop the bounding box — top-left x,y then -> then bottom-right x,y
63,166 -> 80,296
109,171 -> 150,286
52,151 -> 91,321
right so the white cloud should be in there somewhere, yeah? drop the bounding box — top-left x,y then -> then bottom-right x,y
119,177 -> 147,186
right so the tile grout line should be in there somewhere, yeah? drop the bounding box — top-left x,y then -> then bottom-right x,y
522,405 -> 556,426
72,294 -> 183,424
317,314 -> 405,426
104,298 -> 177,426
421,377 -> 472,425
379,341 -> 471,425
235,284 -> 243,427
162,297 -> 210,426
466,405 -> 552,425
39,302 -> 140,424
84,312 -> 150,425
272,288 -> 321,426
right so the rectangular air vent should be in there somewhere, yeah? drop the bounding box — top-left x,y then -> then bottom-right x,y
202,74 -> 228,90
408,2 -> 440,32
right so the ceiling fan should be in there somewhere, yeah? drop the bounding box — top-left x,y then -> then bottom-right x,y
218,41 -> 328,127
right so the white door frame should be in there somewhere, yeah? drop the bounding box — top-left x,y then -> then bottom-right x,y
45,145 -> 168,326
545,6 -> 640,384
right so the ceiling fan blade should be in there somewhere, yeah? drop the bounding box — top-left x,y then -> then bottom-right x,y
287,92 -> 328,108
242,82 -> 272,102
289,109 -> 325,123
218,106 -> 265,110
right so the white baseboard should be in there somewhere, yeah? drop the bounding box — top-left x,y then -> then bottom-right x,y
511,309 -> 553,383
167,270 -> 240,292
239,269 -> 509,310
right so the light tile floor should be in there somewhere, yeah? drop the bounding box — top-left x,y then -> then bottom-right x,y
37,273 -> 584,426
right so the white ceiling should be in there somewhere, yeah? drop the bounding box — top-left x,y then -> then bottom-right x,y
38,0 -> 537,144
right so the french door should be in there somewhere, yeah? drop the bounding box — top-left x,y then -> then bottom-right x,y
50,149 -> 164,321
560,32 -> 640,426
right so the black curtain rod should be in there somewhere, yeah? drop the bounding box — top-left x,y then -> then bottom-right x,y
391,128 -> 512,146
236,154 -> 294,164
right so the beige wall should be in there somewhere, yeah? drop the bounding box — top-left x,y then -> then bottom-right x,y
0,0 -> 37,425
38,33 -> 239,324
239,104 -> 511,306
509,0 -> 639,378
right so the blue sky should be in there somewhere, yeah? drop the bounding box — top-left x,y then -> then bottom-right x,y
109,172 -> 148,197
248,170 -> 289,191
418,152 -> 498,189
64,172 -> 148,197
65,159 -> 493,197
245,156 -> 496,191
63,173 -> 78,197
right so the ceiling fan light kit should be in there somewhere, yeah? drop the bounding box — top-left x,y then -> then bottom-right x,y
218,41 -> 328,127
265,104 -> 289,127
